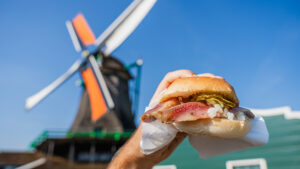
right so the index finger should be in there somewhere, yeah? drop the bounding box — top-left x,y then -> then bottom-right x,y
150,69 -> 195,104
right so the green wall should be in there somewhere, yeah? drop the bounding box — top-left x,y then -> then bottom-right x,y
159,115 -> 300,169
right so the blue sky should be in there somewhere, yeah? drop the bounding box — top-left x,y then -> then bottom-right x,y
0,0 -> 299,150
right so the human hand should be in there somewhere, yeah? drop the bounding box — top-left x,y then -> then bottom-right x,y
107,69 -> 195,169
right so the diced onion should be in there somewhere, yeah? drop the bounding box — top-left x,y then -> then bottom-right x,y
208,104 -> 246,121
207,107 -> 218,118
227,112 -> 235,120
214,104 -> 222,111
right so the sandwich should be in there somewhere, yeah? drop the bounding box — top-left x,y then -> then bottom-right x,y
141,75 -> 254,138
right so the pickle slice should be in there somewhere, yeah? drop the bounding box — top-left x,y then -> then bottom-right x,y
191,94 -> 236,108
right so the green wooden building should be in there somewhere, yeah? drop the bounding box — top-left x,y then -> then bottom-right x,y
158,106 -> 300,169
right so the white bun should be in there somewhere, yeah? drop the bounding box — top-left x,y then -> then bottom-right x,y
160,76 -> 239,106
173,118 -> 251,138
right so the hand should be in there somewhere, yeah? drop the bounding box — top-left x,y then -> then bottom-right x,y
107,69 -> 195,169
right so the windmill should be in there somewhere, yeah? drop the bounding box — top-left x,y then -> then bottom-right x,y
25,0 -> 156,133
3,0 -> 158,167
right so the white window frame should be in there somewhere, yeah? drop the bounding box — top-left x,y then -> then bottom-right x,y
226,158 -> 267,169
153,165 -> 177,169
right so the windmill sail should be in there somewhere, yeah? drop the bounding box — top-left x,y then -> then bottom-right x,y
95,0 -> 157,55
25,60 -> 82,110
81,67 -> 108,122
72,13 -> 96,46
66,21 -> 83,52
70,56 -> 136,132
88,56 -> 114,110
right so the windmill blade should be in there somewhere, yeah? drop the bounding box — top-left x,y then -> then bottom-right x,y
81,56 -> 116,121
25,60 -> 82,110
66,14 -> 97,52
66,21 -> 83,52
95,0 -> 156,55
88,56 -> 114,109
81,67 -> 108,122
72,14 -> 96,46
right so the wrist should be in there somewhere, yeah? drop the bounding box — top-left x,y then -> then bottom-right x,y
108,145 -> 155,169
121,147 -> 155,169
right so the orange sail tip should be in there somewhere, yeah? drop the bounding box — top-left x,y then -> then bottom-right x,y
72,13 -> 96,46
81,68 -> 108,122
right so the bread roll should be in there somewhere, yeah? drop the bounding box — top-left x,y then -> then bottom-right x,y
160,76 -> 239,106
173,118 -> 251,138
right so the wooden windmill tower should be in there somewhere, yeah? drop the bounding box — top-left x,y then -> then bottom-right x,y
0,0 -> 157,168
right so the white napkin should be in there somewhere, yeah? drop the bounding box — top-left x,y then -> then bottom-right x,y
188,116 -> 269,158
140,111 -> 269,158
140,120 -> 178,154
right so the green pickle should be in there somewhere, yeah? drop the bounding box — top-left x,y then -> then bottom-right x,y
191,94 -> 235,108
